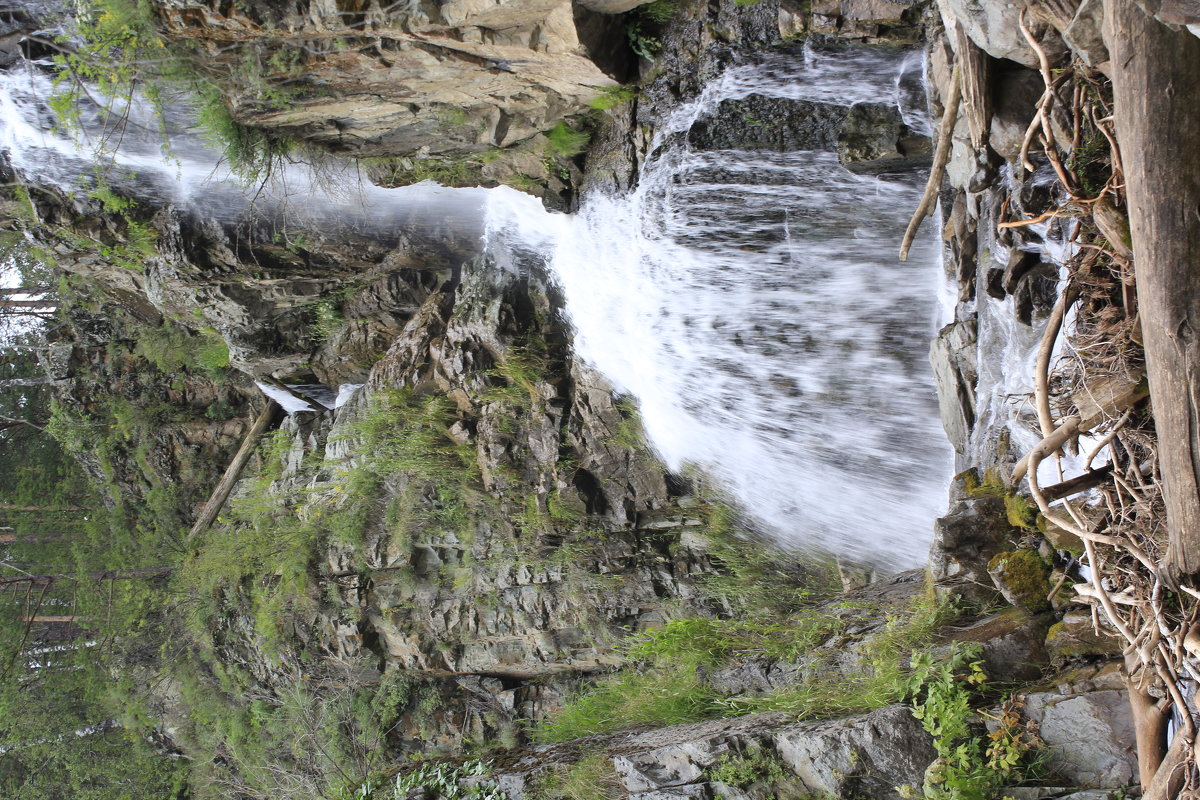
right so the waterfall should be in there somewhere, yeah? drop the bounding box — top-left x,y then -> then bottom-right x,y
487,44 -> 953,568
0,64 -> 489,239
1,45 -> 954,568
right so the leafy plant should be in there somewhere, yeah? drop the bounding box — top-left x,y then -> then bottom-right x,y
623,0 -> 674,59
707,745 -> 788,790
387,759 -> 509,800
904,643 -> 1045,800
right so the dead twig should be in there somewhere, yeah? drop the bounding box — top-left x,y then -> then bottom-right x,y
899,65 -> 960,262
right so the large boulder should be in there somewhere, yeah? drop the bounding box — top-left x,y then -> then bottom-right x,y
156,0 -> 627,160
836,102 -> 932,174
687,96 -> 850,151
1010,664 -> 1138,789
938,0 -> 1068,69
929,473 -> 1024,605
612,706 -> 934,798
493,705 -> 935,799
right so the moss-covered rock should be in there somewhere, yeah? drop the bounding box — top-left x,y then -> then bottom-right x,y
987,549 -> 1052,613
1004,492 -> 1038,530
1046,609 -> 1124,662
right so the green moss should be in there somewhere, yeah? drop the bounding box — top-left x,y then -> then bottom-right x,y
959,467 -> 1006,498
1044,619 -> 1121,661
1005,493 -> 1038,530
589,85 -> 638,111
987,550 -> 1051,613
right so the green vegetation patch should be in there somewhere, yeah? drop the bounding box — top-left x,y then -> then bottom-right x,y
545,122 -> 591,158
533,755 -> 621,800
706,745 -> 788,791
136,321 -> 230,378
589,85 -> 638,111
338,758 -> 509,800
535,580 -> 956,743
904,644 -> 1046,800
48,0 -> 291,183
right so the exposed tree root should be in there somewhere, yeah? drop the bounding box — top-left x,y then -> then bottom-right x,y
1001,18 -> 1199,793
899,65 -> 960,262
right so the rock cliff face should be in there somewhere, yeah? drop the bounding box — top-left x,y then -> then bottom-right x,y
158,0 -> 629,157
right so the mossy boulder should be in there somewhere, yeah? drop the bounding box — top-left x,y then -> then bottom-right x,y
987,549 -> 1052,613
1004,493 -> 1038,530
931,472 -> 1025,606
1046,609 -> 1125,662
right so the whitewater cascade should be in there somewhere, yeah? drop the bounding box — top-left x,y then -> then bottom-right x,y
486,45 -> 953,567
0,65 -> 489,238
0,46 -> 953,567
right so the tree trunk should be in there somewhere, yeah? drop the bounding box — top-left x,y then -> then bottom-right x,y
1105,0 -> 1200,576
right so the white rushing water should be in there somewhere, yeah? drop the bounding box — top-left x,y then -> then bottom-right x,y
967,165 -> 1099,487
0,63 -> 489,238
487,44 -> 952,567
2,46 -> 953,567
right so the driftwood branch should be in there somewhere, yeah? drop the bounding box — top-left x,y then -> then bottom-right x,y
899,65 -> 960,262
1040,463 -> 1115,502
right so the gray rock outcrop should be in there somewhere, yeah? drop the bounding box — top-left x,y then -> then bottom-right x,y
493,704 -> 936,799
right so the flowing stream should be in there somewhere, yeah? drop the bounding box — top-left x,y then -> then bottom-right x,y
1,46 -> 953,568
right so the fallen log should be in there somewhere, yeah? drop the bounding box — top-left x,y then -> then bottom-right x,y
186,400 -> 281,541
1040,463 -> 1116,502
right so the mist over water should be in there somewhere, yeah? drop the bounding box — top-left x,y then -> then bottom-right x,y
1,46 -> 953,568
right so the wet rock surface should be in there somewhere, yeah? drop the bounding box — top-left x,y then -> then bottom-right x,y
687,96 -> 850,152
836,101 -> 932,173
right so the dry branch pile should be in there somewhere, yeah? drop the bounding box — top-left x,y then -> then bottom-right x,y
1001,13 -> 1198,798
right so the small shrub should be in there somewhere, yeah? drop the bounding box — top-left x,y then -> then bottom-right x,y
545,123 -> 590,158
623,1 -> 674,59
905,643 -> 1046,800
707,745 -> 787,789
589,85 -> 638,111
387,758 -> 508,800
309,298 -> 345,343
